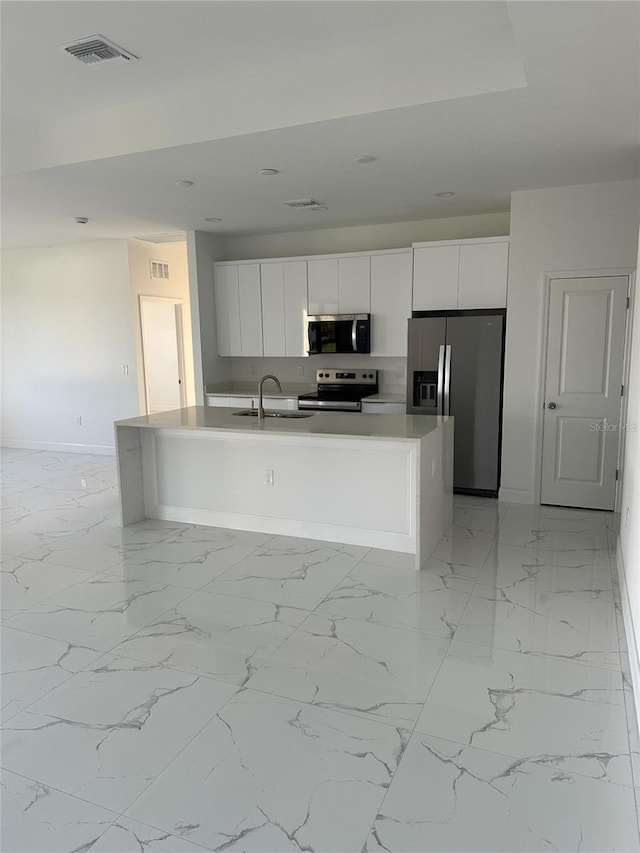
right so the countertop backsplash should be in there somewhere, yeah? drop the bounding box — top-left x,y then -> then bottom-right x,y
228,355 -> 406,393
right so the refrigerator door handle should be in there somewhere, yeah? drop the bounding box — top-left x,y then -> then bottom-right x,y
436,345 -> 445,415
443,345 -> 452,416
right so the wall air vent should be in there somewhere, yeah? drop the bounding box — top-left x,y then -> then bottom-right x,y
150,260 -> 170,280
283,198 -> 328,211
61,35 -> 138,67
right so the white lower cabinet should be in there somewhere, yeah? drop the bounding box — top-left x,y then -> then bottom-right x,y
206,396 -> 254,408
205,395 -> 297,410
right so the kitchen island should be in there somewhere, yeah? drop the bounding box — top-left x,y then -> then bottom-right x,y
114,407 -> 453,569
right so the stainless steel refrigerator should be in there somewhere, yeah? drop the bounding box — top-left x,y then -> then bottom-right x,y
406,310 -> 506,497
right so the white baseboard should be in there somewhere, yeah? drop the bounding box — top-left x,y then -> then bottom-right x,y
615,541 -> 640,738
498,488 -> 536,504
152,503 -> 416,555
1,439 -> 115,456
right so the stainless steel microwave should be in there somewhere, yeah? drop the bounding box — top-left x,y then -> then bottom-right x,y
307,314 -> 371,355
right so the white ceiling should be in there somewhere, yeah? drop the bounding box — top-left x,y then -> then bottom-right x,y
1,1 -> 638,249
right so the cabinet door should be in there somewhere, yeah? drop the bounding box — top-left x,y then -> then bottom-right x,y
238,264 -> 263,356
338,256 -> 370,313
307,258 -> 338,315
458,241 -> 509,309
412,245 -> 459,310
370,252 -> 412,357
283,261 -> 308,356
213,265 -> 241,356
260,263 -> 286,356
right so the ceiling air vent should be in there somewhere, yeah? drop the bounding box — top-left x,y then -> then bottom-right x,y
61,35 -> 138,67
283,198 -> 328,211
150,260 -> 170,280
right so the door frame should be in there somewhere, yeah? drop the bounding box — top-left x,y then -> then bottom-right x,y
139,295 -> 187,415
537,268 -> 635,510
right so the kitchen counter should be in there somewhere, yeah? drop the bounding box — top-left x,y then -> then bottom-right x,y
362,391 -> 406,404
115,407 -> 453,568
116,406 -> 445,442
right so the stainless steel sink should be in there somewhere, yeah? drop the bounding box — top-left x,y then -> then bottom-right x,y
232,409 -> 315,419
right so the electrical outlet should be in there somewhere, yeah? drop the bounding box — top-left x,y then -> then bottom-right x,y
297,365 -> 305,376
625,506 -> 631,527
249,363 -> 256,376
395,366 -> 405,379
75,416 -> 82,426
80,478 -> 87,488
264,469 -> 274,486
122,364 -> 129,375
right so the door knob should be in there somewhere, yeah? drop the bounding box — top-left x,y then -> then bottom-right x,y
547,402 -> 557,410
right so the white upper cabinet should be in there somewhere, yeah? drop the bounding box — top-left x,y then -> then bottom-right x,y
213,265 -> 241,356
237,264 -> 263,356
307,258 -> 338,314
412,245 -> 460,310
370,251 -> 412,357
412,238 -> 509,311
260,263 -> 286,357
214,263 -> 262,357
457,241 -> 509,309
338,256 -> 371,313
283,261 -> 308,356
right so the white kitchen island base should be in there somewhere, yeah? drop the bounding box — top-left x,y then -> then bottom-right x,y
115,407 -> 453,569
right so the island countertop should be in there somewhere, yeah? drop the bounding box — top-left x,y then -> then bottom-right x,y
115,406 -> 448,442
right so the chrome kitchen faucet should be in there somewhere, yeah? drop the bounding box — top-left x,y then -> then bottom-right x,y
257,374 -> 282,419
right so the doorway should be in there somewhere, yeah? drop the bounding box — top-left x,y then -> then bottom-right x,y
540,275 -> 629,510
139,295 -> 186,415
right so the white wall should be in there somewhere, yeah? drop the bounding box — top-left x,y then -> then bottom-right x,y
501,180 -> 640,504
619,227 -> 640,718
186,231 -> 230,403
127,240 -> 195,410
221,212 -> 510,260
1,241 -> 139,453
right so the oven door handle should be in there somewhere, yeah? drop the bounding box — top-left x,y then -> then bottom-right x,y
351,319 -> 358,353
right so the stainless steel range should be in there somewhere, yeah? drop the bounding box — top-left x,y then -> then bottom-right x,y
298,368 -> 378,412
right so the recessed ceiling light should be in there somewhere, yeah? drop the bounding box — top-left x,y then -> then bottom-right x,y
173,179 -> 194,188
355,155 -> 376,165
258,168 -> 279,176
204,217 -> 222,223
434,191 -> 455,198
74,216 -> 89,224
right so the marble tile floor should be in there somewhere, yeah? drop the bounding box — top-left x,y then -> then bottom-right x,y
1,447 -> 638,852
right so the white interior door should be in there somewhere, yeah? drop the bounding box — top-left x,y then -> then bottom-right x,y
139,296 -> 186,415
541,276 -> 628,510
